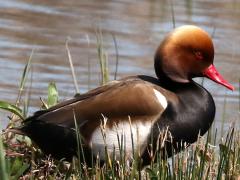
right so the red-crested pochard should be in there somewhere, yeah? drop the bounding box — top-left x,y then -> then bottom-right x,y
14,25 -> 234,166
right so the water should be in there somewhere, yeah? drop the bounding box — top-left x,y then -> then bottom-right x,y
0,0 -> 239,130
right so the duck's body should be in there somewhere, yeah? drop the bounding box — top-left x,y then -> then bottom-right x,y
15,25 -> 233,165
20,75 -> 215,163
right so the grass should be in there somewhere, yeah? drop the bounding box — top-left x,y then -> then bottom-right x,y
66,38 -> 80,94
0,129 -> 8,180
96,28 -> 109,85
0,37 -> 239,179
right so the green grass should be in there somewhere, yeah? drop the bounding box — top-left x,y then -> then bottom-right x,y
0,39 -> 239,179
0,129 -> 8,180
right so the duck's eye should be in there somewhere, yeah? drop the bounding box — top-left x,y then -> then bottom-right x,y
194,51 -> 204,61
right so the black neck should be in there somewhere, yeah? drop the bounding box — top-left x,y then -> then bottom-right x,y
156,72 -> 190,91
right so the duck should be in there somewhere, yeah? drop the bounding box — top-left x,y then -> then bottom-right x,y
13,25 -> 234,166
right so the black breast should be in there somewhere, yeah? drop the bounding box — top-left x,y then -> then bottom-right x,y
142,80 -> 215,163
168,82 -> 216,142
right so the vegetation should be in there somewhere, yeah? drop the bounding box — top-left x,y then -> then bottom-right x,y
0,39 -> 239,179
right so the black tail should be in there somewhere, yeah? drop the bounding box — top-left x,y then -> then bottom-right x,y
11,116 -> 78,160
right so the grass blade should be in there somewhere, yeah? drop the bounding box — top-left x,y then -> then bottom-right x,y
112,34 -> 119,80
0,101 -> 24,120
96,28 -> 109,85
170,0 -> 176,29
47,82 -> 59,108
0,129 -> 8,180
16,49 -> 34,107
66,38 -> 80,94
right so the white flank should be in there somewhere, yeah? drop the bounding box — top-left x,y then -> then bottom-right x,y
153,89 -> 168,109
90,121 -> 152,160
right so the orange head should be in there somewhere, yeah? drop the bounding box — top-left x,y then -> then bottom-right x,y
154,25 -> 234,90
